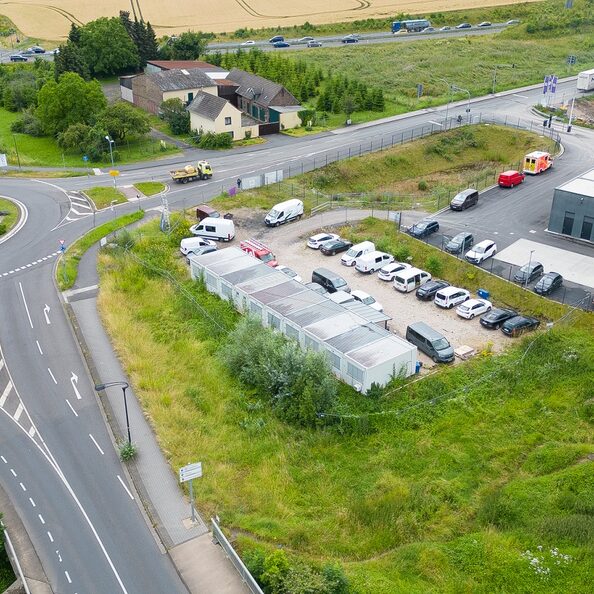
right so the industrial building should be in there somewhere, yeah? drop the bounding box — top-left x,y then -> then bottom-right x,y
189,248 -> 417,392
548,168 -> 594,242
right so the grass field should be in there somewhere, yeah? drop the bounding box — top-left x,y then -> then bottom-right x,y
0,197 -> 19,235
84,187 -> 126,210
135,181 -> 166,196
97,219 -> 594,593
212,125 -> 557,213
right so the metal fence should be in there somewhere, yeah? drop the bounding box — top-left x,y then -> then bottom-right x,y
210,518 -> 264,594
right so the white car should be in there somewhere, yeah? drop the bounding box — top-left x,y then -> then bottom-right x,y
241,40 -> 255,45
307,233 -> 340,249
276,265 -> 303,283
434,286 -> 470,309
456,298 -> 492,319
298,36 -> 315,42
465,240 -> 497,265
377,261 -> 411,281
351,290 -> 383,312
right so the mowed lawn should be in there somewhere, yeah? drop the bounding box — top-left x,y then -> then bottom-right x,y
98,221 -> 594,593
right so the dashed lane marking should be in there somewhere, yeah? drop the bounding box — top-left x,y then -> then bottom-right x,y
1,252 -> 60,279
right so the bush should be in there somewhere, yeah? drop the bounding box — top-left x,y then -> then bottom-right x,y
197,132 -> 232,149
0,223 -> 6,236
418,179 -> 428,191
118,441 -> 137,461
424,254 -> 444,276
10,107 -> 44,136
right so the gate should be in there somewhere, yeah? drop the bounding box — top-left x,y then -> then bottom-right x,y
259,122 -> 280,135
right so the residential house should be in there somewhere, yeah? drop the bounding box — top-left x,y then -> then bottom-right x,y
145,60 -> 228,81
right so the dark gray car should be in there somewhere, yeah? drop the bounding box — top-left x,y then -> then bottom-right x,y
445,232 -> 474,254
513,262 -> 544,284
534,272 -> 563,295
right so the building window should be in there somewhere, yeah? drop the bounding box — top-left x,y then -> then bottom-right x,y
347,362 -> 364,383
304,336 -> 318,351
267,313 -> 280,329
581,216 -> 593,241
221,283 -> 232,298
285,325 -> 299,340
329,351 -> 341,371
250,302 -> 262,317
187,92 -> 194,103
225,117 -> 232,125
562,211 -> 575,235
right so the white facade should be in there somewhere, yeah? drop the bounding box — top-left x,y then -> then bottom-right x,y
190,248 -> 417,391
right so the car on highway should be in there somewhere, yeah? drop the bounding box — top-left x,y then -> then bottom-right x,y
506,19 -> 520,25
439,26 -> 452,31
276,265 -> 303,283
434,286 -> 470,309
445,232 -> 474,254
31,45 -> 45,53
456,23 -> 472,29
269,35 -> 284,43
241,40 -> 256,46
307,232 -> 340,249
498,170 -> 525,188
20,49 -> 35,56
407,219 -> 439,239
273,41 -> 291,48
378,261 -> 411,281
51,48 -> 60,55
307,41 -> 323,47
465,239 -> 497,264
415,279 -> 449,301
480,308 -> 518,329
513,261 -> 544,284
342,36 -> 359,43
534,272 -> 563,295
421,27 -> 436,33
351,290 -> 383,312
10,54 -> 28,62
456,298 -> 492,319
501,315 -> 540,337
477,21 -> 492,27
320,238 -> 352,255
298,36 -> 315,42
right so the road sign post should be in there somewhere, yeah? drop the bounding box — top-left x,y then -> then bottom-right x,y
179,462 -> 203,523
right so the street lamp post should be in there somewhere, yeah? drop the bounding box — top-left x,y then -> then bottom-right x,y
525,249 -> 535,289
451,85 -> 471,123
95,381 -> 131,445
434,77 -> 452,127
105,135 -> 116,188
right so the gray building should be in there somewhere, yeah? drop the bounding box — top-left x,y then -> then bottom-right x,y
548,168 -> 594,243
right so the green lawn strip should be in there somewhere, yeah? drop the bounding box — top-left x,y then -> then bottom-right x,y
0,197 -> 20,235
57,211 -> 144,291
134,181 -> 165,196
0,170 -> 85,178
97,219 -> 594,593
211,125 -> 557,214
84,186 -> 127,210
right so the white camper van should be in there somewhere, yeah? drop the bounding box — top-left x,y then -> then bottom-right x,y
341,241 -> 375,266
393,267 -> 431,293
265,199 -> 304,226
189,217 -> 235,241
577,68 -> 594,92
179,236 -> 215,255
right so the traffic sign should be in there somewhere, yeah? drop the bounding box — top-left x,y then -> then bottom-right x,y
59,239 -> 65,245
82,155 -> 89,162
179,462 -> 202,483
109,170 -> 120,177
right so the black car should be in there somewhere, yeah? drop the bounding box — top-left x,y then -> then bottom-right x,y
534,272 -> 563,296
273,41 -> 291,48
342,36 -> 359,43
320,239 -> 353,256
513,262 -> 544,284
501,315 -> 540,337
480,308 -> 517,329
407,220 -> 439,239
31,45 -> 46,53
416,279 -> 450,301
445,232 -> 474,254
9,54 -> 28,62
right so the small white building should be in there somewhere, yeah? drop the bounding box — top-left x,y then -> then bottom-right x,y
190,248 -> 417,391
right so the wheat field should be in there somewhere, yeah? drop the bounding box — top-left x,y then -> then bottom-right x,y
1,0 -> 538,41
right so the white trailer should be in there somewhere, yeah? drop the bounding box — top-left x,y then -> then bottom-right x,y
577,68 -> 594,92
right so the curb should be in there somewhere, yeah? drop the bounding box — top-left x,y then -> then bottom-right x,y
0,197 -> 28,246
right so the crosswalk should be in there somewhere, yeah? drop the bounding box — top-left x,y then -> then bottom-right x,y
53,191 -> 94,230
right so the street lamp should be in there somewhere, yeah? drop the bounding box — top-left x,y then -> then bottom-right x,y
434,77 -> 452,126
95,381 -> 131,445
525,249 -> 535,289
451,85 -> 471,123
105,135 -> 116,188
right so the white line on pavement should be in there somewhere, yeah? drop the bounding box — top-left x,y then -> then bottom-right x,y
65,399 -> 78,418
18,282 -> 34,329
47,368 -> 57,384
19,482 -> 26,491
9,468 -> 16,477
0,381 -> 12,406
89,434 -> 104,455
38,514 -> 45,525
65,571 -> 72,584
29,497 -> 36,507
47,531 -> 54,542
117,475 -> 134,500
36,340 -> 43,355
0,456 -> 6,463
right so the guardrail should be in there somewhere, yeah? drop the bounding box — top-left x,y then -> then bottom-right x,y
210,518 -> 264,594
2,526 -> 31,594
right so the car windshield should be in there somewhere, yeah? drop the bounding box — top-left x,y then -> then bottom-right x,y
345,248 -> 359,257
541,278 -> 552,287
475,246 -> 485,253
260,253 -> 275,263
335,279 -> 347,288
361,296 -> 374,305
433,338 -> 450,350
268,209 -> 279,218
415,223 -> 427,230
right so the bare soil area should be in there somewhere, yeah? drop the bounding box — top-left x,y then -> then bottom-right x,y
227,207 -> 510,369
5,0 -> 539,41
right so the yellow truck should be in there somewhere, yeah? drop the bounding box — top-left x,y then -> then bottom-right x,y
170,160 -> 213,184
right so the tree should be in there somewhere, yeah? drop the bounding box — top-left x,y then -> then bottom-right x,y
68,23 -> 81,44
143,23 -> 160,60
96,101 -> 150,141
79,17 -> 139,76
54,41 -> 90,80
160,98 -> 190,134
2,71 -> 38,111
36,72 -> 107,135
57,123 -> 92,151
167,31 -> 209,60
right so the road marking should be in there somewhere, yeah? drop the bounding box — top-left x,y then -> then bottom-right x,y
428,120 -> 443,126
0,359 -> 3,371
38,514 -> 45,524
0,456 -> 6,463
65,399 -> 78,417
0,197 -> 28,246
47,531 -> 54,542
14,403 -> 23,421
47,368 -> 57,384
43,304 -> 51,325
65,570 -> 72,584
36,340 -> 43,355
117,475 -> 134,500
89,434 -> 104,455
28,426 -> 36,437
29,497 -> 36,507
529,229 -> 536,234
70,372 -> 82,400
513,93 -> 529,99
19,482 -> 26,491
0,381 -> 12,406
18,282 -> 34,329
56,550 -> 62,562
10,468 -> 16,477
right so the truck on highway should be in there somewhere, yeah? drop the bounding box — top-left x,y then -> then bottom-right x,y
170,160 -> 213,184
391,19 -> 431,33
577,68 -> 594,92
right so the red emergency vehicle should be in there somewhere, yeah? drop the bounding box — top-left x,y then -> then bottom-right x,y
240,239 -> 278,267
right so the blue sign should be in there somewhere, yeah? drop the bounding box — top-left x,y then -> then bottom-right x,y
82,155 -> 89,162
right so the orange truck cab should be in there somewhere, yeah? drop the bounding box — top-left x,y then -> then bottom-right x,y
240,239 -> 278,267
523,151 -> 553,175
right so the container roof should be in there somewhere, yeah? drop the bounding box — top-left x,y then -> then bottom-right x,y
305,311 -> 369,341
267,291 -> 327,317
557,170 -> 594,199
250,279 -> 306,304
223,263 -> 276,286
348,335 -> 415,368
285,299 -> 344,327
325,324 -> 386,354
342,301 -> 391,324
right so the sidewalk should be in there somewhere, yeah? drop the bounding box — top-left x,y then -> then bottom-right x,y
64,247 -> 249,593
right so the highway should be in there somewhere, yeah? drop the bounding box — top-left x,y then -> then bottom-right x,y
1,76 -> 593,592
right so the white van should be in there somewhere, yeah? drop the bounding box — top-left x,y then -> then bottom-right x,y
341,241 -> 375,266
179,236 -> 215,255
355,251 -> 393,273
189,217 -> 235,242
265,199 -> 304,227
393,267 -> 431,293
433,286 -> 470,309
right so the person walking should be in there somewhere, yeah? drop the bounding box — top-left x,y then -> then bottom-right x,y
236,178 -> 242,190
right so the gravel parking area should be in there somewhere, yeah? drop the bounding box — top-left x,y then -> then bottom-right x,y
228,208 -> 511,369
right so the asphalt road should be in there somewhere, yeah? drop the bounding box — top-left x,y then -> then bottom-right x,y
1,76 -> 593,591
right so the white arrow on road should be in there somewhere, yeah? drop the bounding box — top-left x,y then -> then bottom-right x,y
43,304 -> 51,325
70,372 -> 82,400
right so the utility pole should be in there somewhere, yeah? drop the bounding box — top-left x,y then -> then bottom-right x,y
567,96 -> 576,133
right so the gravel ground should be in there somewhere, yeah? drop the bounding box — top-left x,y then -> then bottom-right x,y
224,207 -> 511,369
